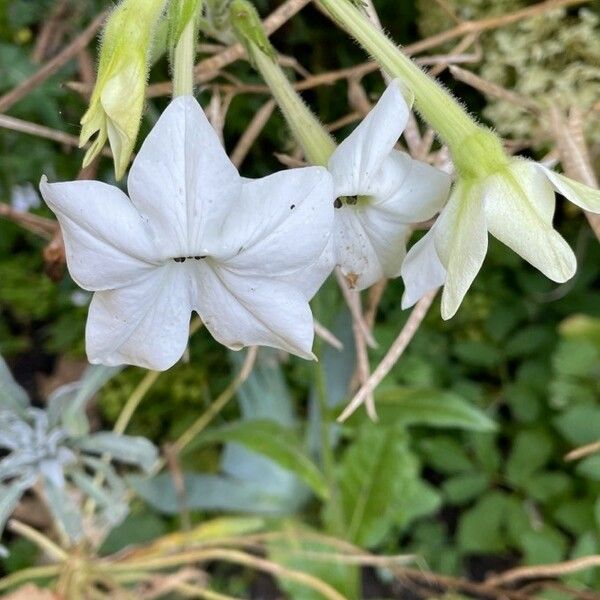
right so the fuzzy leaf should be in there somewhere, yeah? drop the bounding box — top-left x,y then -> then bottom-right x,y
48,365 -> 122,434
0,356 -> 29,416
73,432 -> 157,473
193,420 -> 328,500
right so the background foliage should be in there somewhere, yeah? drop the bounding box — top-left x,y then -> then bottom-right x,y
0,0 -> 599,598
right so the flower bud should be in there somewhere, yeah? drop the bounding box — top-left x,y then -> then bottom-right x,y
80,0 -> 167,180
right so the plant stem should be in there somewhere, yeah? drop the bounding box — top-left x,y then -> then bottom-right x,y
317,0 -> 478,146
314,344 -> 344,537
172,19 -> 195,97
172,347 -> 258,455
250,45 -> 336,166
8,519 -> 68,562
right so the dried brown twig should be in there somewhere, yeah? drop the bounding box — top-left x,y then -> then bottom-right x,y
338,289 -> 438,422
548,106 -> 600,241
565,439 -> 600,461
0,113 -> 112,158
0,10 -> 108,113
485,555 -> 600,587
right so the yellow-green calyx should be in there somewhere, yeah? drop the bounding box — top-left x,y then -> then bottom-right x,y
229,0 -> 336,167
451,128 -> 510,182
80,0 -> 166,180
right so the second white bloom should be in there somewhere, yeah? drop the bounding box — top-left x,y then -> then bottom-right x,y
325,80 -> 451,290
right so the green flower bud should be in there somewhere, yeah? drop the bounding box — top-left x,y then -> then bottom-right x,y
80,0 -> 167,180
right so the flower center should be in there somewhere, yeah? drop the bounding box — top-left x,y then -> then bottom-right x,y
334,195 -> 371,209
173,256 -> 207,263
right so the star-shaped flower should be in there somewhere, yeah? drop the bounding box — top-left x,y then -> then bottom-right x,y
41,96 -> 334,370
402,158 -> 600,318
320,80 -> 451,291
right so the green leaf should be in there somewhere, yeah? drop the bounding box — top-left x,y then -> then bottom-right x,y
420,436 -> 474,474
442,472 -> 490,505
396,479 -> 441,528
576,455 -> 600,481
525,472 -> 571,502
553,339 -> 599,378
453,339 -> 503,369
519,527 -> 567,565
193,420 -> 328,500
554,406 -> 600,446
100,511 -> 168,556
457,491 -> 507,554
268,526 -> 360,600
553,499 -> 596,536
469,432 -> 501,473
505,325 -> 554,359
505,428 -> 554,487
74,432 -> 158,473
326,424 -> 418,547
373,387 -> 496,432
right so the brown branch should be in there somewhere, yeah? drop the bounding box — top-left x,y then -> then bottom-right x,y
565,439 -> 600,462
547,106 -> 600,241
230,99 -> 276,168
0,203 -> 57,239
485,555 -> 600,587
0,10 -> 107,113
147,0 -> 312,97
400,0 -> 590,56
0,114 -> 111,158
449,65 -> 539,111
338,289 -> 437,421
397,567 -> 532,600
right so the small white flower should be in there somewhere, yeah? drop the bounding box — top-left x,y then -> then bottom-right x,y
402,158 -> 600,319
313,80 -> 451,291
41,96 -> 334,370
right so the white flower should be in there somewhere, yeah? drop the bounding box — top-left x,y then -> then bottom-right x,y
313,79 -> 451,291
41,96 -> 334,370
402,158 -> 600,319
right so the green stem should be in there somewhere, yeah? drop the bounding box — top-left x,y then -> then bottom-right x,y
172,19 -> 195,97
317,0 -> 479,146
313,344 -> 344,537
249,45 -> 337,167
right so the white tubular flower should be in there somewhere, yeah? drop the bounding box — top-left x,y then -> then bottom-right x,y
402,158 -> 600,319
41,96 -> 334,371
326,80 -> 451,290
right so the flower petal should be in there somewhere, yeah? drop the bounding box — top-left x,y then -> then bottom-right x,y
538,165 -> 600,213
484,161 -> 576,283
434,184 -> 488,320
86,264 -> 191,370
193,264 -> 315,359
333,204 -> 410,290
280,239 -> 336,299
40,176 -> 158,291
328,79 -> 409,197
217,167 -> 334,275
401,230 -> 446,309
127,95 -> 241,257
373,150 -> 451,222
